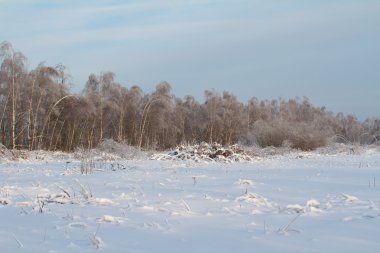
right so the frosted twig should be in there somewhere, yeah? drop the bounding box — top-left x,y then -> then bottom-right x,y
55,183 -> 70,198
74,179 -> 92,200
43,225 -> 47,242
279,213 -> 301,233
11,233 -> 23,248
90,224 -> 103,250
182,199 -> 191,212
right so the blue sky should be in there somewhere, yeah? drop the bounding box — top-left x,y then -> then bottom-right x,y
1,0 -> 379,119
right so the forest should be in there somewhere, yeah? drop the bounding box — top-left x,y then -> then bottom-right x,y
1,41 -> 379,152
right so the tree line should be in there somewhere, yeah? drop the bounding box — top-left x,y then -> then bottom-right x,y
1,41 -> 379,152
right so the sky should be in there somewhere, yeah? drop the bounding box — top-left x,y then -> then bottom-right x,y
0,0 -> 379,120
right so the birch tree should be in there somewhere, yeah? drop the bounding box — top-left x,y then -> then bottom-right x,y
0,41 -> 27,149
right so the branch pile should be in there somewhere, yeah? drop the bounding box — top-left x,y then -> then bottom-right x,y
151,143 -> 254,162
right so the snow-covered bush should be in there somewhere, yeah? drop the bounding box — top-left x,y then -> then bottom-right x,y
248,120 -> 328,151
97,139 -> 141,159
72,139 -> 145,161
0,144 -> 12,160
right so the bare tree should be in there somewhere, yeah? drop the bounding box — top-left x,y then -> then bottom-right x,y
0,41 -> 27,149
26,64 -> 61,150
221,91 -> 245,145
1,41 -> 378,152
204,90 -> 223,144
138,82 -> 172,149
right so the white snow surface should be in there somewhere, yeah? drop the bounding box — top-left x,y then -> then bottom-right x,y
1,147 -> 380,252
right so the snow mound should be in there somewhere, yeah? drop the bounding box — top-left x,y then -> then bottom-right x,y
92,198 -> 115,205
306,199 -> 320,208
235,192 -> 273,208
286,199 -> 323,214
151,142 -> 255,162
98,215 -> 124,224
286,204 -> 304,213
342,194 -> 359,203
237,179 -> 255,186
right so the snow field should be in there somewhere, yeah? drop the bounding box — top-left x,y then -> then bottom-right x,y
0,149 -> 380,252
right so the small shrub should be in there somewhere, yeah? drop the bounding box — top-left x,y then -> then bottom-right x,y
249,120 -> 328,151
288,128 -> 327,151
251,120 -> 289,148
97,139 -> 140,159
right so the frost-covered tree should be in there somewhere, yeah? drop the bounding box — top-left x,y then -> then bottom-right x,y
0,41 -> 27,149
0,41 -> 377,151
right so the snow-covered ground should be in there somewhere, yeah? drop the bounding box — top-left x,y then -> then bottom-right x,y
1,147 -> 380,252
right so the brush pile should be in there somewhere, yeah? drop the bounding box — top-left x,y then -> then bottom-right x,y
151,142 -> 254,162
